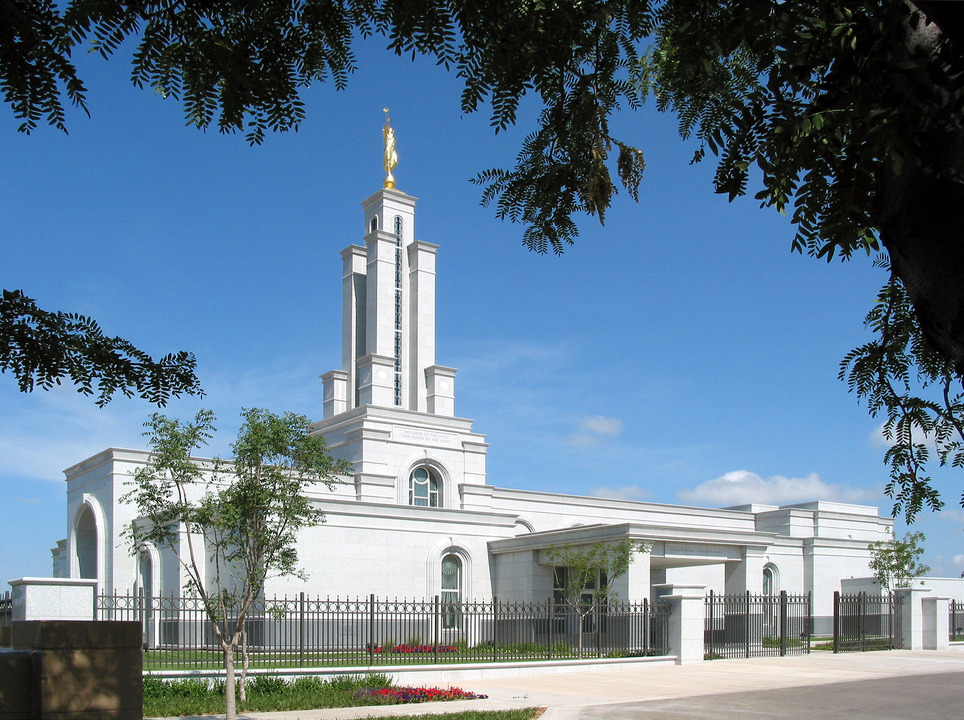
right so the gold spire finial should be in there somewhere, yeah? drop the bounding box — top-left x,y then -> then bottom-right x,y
383,108 -> 398,189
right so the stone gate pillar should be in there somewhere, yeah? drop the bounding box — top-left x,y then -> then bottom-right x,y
653,583 -> 705,665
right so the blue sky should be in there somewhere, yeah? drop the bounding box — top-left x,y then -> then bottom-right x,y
2,38 -> 961,586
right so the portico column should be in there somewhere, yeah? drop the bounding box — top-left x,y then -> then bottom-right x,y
625,549 -> 651,601
725,546 -> 766,595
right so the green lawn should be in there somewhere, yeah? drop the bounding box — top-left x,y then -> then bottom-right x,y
141,642 -> 652,671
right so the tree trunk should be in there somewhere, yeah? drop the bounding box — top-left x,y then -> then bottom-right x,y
877,3 -> 964,374
577,612 -> 584,659
238,627 -> 248,703
223,643 -> 237,720
878,165 -> 964,374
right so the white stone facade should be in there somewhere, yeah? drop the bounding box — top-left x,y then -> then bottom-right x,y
51,182 -> 893,631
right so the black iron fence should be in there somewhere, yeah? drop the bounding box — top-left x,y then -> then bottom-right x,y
950,600 -> 964,642
96,592 -> 670,671
704,590 -> 811,659
0,591 -> 11,631
832,591 -> 902,652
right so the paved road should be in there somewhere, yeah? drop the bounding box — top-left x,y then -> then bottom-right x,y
153,650 -> 964,720
578,672 -> 964,719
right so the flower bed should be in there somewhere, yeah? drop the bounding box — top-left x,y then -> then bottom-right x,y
392,644 -> 458,654
370,644 -> 459,654
356,686 -> 488,704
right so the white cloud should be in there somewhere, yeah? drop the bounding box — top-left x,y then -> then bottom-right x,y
591,484 -> 649,501
869,420 -> 951,453
953,555 -> 964,567
567,415 -> 624,446
677,469 -> 880,507
937,508 -> 964,525
868,422 -> 891,449
452,339 -> 573,379
582,416 -> 623,436
0,383 -> 145,482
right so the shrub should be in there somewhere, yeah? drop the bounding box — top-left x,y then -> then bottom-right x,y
248,676 -> 288,695
141,677 -> 214,698
509,642 -> 541,653
290,676 -> 325,693
142,675 -> 169,698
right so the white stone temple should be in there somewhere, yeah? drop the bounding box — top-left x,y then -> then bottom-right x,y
51,130 -> 893,634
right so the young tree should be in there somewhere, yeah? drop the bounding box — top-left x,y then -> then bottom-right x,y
868,531 -> 930,589
124,408 -> 353,720
545,539 -> 648,658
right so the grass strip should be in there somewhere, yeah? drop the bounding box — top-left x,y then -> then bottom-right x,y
142,673 -> 511,718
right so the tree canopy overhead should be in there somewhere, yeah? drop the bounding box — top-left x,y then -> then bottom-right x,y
0,289 -> 202,406
4,0 -> 964,517
6,1 -> 962,353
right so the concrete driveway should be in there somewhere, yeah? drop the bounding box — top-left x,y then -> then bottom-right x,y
153,650 -> 964,720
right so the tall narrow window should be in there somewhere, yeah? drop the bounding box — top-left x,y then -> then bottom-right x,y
763,566 -> 775,596
409,467 -> 440,507
762,565 -> 777,637
441,553 -> 462,629
393,215 -> 403,406
138,550 -> 153,597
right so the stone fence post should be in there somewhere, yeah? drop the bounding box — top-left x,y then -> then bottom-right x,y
894,587 -> 951,651
653,583 -> 705,665
1,579 -> 142,719
922,595 -> 950,651
10,578 -> 97,622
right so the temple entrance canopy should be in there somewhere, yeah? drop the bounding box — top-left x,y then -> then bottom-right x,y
488,522 -> 774,601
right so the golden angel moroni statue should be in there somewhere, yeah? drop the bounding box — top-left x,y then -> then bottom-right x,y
383,108 -> 398,189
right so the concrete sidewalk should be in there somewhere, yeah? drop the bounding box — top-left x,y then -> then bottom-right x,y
152,650 -> 964,720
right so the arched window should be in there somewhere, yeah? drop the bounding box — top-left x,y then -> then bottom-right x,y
763,565 -> 775,596
409,467 -> 440,507
138,549 -> 153,597
441,553 -> 462,629
762,564 -> 779,637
